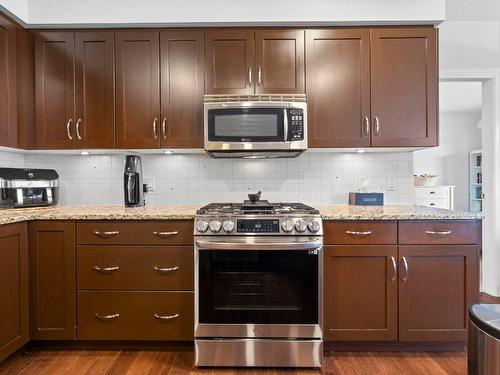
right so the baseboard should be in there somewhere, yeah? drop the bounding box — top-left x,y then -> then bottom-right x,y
325,341 -> 466,353
479,292 -> 500,304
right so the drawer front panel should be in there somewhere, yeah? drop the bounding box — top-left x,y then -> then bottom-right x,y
399,221 -> 478,245
77,246 -> 194,290
77,291 -> 194,340
324,221 -> 397,245
415,199 -> 449,209
415,187 -> 449,199
77,221 -> 194,245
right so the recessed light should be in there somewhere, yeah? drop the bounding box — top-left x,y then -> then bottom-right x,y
356,149 -> 365,154
163,150 -> 174,154
80,151 -> 90,155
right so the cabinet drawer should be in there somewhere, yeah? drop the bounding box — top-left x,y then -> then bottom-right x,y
77,291 -> 193,340
77,221 -> 194,245
415,187 -> 449,200
324,221 -> 397,245
415,199 -> 449,209
399,221 -> 478,245
77,246 -> 193,291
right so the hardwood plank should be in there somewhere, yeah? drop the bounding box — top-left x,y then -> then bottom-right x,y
0,349 -> 468,375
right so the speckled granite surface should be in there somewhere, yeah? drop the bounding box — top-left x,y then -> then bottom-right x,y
0,204 -> 483,226
316,204 -> 484,221
0,205 -> 200,225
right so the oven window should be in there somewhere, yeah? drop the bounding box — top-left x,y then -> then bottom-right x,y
207,108 -> 284,142
198,250 -> 318,324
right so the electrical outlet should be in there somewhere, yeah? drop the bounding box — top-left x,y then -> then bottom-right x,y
386,177 -> 396,191
144,177 -> 155,192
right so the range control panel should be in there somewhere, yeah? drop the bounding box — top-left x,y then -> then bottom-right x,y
287,108 -> 304,141
237,219 -> 280,233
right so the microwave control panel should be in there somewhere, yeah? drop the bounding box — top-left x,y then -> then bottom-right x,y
287,108 -> 304,141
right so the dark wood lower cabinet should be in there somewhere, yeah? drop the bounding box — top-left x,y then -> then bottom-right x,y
0,223 -> 28,362
324,245 -> 398,341
77,291 -> 194,341
398,245 -> 479,342
29,221 -> 76,340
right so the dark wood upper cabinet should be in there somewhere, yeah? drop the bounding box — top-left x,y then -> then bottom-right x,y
306,29 -> 371,148
115,31 -> 160,149
324,245 -> 398,341
370,27 -> 438,147
0,223 -> 28,362
160,30 -> 204,148
29,221 -> 76,340
205,30 -> 254,95
398,245 -> 478,342
0,15 -> 17,148
74,32 -> 115,149
255,30 -> 304,94
35,32 -> 75,149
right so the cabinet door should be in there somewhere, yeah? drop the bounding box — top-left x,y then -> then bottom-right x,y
115,31 -> 160,148
0,16 -> 17,148
29,221 -> 76,340
74,31 -> 115,149
398,245 -> 479,341
160,30 -> 204,148
324,245 -> 398,341
205,30 -> 254,94
255,30 -> 304,94
0,223 -> 28,362
35,32 -> 75,149
371,27 -> 438,147
306,29 -> 371,148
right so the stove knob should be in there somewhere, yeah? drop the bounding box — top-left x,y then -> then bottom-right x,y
209,220 -> 222,233
281,219 -> 294,233
307,220 -> 321,233
295,219 -> 307,233
222,220 -> 235,233
196,220 -> 209,233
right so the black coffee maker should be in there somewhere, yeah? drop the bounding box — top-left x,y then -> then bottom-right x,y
124,155 -> 145,207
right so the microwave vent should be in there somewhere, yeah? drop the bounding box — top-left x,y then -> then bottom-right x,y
204,94 -> 306,104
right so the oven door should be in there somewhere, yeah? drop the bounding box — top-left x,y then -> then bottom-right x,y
195,236 -> 323,339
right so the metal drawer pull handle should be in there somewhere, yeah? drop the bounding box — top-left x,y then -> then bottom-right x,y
374,115 -> 380,135
75,118 -> 82,140
364,116 -> 370,137
154,313 -> 180,321
153,266 -> 179,274
345,230 -> 372,236
95,313 -> 120,321
93,230 -> 120,238
162,117 -> 167,139
66,118 -> 73,140
153,231 -> 179,238
400,257 -> 409,282
425,230 -> 452,235
389,256 -> 397,281
93,265 -> 119,274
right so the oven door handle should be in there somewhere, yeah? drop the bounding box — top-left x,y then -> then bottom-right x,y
195,239 -> 322,251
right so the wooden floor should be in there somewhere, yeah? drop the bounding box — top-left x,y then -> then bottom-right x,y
0,349 -> 467,375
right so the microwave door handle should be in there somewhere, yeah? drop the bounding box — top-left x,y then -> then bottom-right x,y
283,108 -> 288,142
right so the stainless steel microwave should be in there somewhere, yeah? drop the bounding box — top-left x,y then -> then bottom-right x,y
203,94 -> 307,158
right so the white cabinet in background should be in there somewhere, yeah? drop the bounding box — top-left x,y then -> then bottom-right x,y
415,186 -> 455,210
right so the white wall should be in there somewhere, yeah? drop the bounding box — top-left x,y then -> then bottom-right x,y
21,0 -> 445,26
439,0 -> 500,296
0,150 -> 415,206
414,110 -> 482,211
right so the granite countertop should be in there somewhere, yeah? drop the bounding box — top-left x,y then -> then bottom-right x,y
0,204 -> 483,226
316,204 -> 484,221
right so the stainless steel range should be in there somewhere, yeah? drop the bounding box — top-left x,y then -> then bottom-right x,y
193,198 -> 323,368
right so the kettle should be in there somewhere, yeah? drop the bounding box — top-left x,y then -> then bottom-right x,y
124,155 -> 145,207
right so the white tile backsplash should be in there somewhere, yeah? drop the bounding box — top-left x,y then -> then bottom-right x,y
0,150 -> 415,206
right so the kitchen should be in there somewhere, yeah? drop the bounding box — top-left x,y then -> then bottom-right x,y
0,0 -> 499,374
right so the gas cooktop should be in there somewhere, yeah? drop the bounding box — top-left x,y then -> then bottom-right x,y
196,201 -> 320,216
